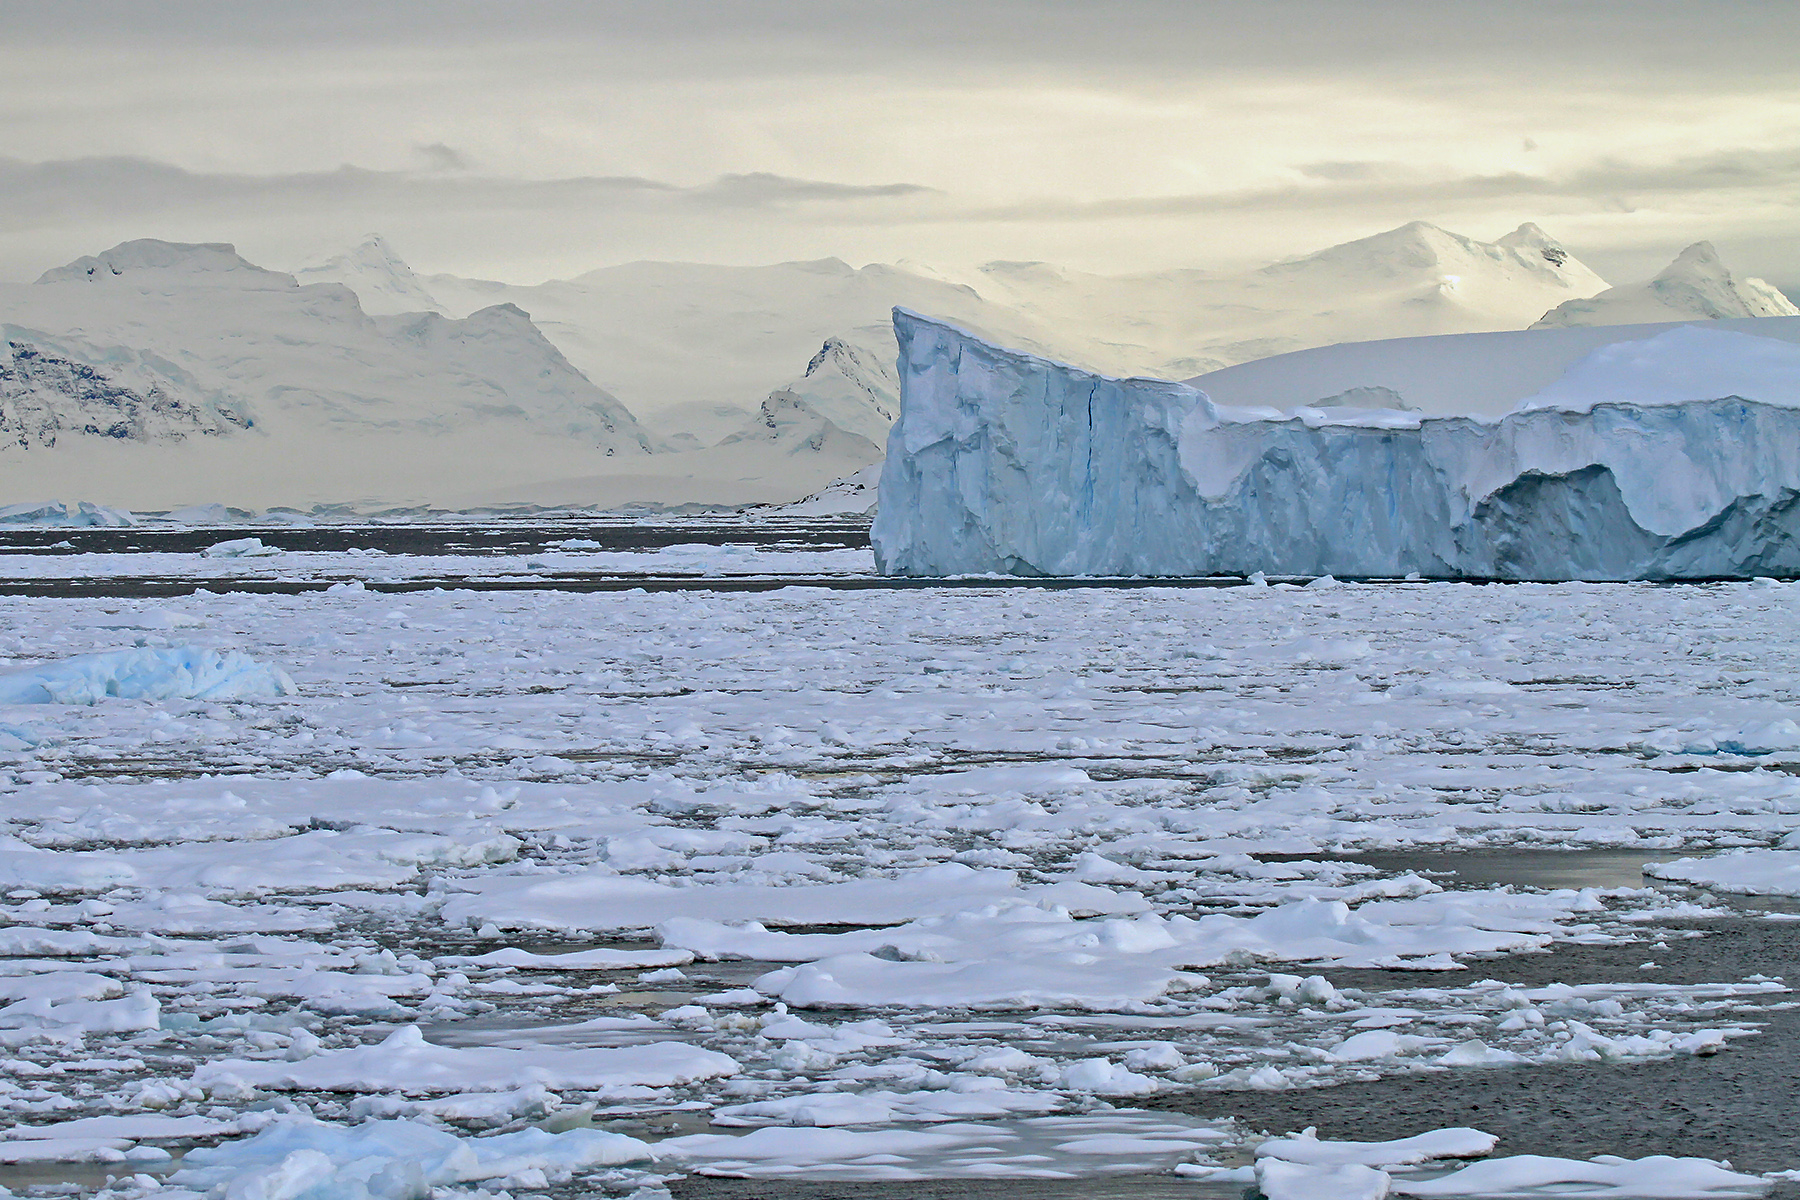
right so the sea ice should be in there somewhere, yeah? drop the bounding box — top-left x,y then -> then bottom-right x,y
0,572 -> 1795,1190
193,1025 -> 740,1094
1388,1153 -> 1769,1197
1647,849 -> 1800,896
1247,1131 -> 1769,1199
1258,1157 -> 1393,1200
658,1113 -> 1231,1179
1256,1127 -> 1498,1167
443,861 -> 1144,934
0,645 -> 296,704
169,1117 -> 654,1197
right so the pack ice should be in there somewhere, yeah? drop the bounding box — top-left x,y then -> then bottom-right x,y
872,310 -> 1800,580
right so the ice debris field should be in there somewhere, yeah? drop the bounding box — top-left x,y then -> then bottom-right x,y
1,532 -> 1800,1198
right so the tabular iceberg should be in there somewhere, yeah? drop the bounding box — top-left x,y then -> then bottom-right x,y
871,309 -> 1800,580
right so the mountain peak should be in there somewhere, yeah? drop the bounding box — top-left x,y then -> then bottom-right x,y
293,234 -> 445,316
36,240 -> 292,287
1655,241 -> 1727,283
1495,222 -> 1572,267
1270,222 -> 1479,277
1533,241 -> 1798,328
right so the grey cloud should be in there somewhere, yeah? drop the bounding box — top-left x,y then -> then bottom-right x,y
1562,149 -> 1800,195
7,0 -> 1799,84
0,157 -> 932,229
697,174 -> 938,206
416,143 -> 470,172
1295,162 -> 1417,183
955,146 -> 1800,224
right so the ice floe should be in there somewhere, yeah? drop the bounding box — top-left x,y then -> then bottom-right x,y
193,1025 -> 740,1095
1648,849 -> 1800,896
0,645 -> 295,705
168,1117 -> 653,1197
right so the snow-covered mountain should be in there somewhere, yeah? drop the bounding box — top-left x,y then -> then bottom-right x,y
2,239 -> 652,451
767,336 -> 899,447
7,221 -> 1781,512
1,333 -> 249,450
1534,242 -> 1800,328
416,257 -> 1075,441
0,240 -> 736,509
956,221 -> 1611,372
705,335 -> 895,484
325,221 -> 1607,447
293,234 -> 448,317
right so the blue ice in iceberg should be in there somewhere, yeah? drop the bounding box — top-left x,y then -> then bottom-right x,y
0,645 -> 296,705
872,310 -> 1800,580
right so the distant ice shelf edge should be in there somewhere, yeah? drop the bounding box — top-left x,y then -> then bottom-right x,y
870,308 -> 1800,581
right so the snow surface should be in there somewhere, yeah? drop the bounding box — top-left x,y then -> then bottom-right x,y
873,310 -> 1800,579
760,464 -> 881,516
2,543 -> 1799,1194
1189,315 -> 1800,418
195,1025 -> 739,1094
168,1117 -> 653,1196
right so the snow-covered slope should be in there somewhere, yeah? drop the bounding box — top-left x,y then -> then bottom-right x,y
946,221 -> 1609,373
2,330 -> 250,450
761,464 -> 882,516
293,234 -> 448,316
873,310 -> 1800,581
714,390 -> 882,467
1535,242 -> 1799,328
307,221 -> 1607,445
777,336 -> 900,447
0,240 -> 738,508
1188,315 -> 1800,417
419,257 -> 1075,438
0,240 -> 655,452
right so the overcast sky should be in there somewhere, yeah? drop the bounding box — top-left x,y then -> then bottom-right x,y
3,0 -> 1797,289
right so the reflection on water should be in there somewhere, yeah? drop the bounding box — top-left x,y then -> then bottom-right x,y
1339,849 -> 1675,891
1296,848 -> 1800,914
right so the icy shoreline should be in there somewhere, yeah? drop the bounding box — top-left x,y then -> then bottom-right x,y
872,310 -> 1800,580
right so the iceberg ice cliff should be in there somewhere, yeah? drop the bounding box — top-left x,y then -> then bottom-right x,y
871,310 -> 1800,580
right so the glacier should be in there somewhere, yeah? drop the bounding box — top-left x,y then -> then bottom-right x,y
871,309 -> 1800,580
